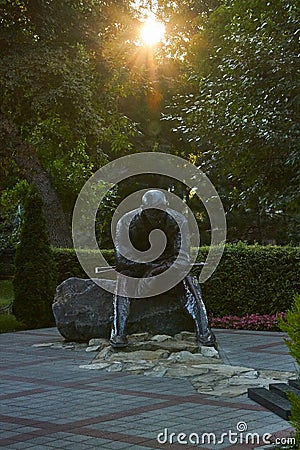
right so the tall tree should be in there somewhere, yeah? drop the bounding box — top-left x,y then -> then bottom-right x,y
0,0 -> 137,247
166,0 -> 300,243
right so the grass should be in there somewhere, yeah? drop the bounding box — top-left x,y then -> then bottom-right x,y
0,314 -> 25,333
0,279 -> 24,332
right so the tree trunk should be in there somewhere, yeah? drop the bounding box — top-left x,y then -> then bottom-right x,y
13,145 -> 73,248
0,115 -> 73,248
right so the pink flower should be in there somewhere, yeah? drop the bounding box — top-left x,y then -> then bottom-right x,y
210,312 -> 285,331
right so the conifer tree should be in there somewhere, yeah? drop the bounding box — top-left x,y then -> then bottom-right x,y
13,186 -> 57,328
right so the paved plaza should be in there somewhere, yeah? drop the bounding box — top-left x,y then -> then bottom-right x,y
0,328 -> 297,449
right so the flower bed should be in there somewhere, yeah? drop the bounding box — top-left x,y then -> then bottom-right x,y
211,312 -> 286,332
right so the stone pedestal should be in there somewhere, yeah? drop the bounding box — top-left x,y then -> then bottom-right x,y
52,277 -> 194,342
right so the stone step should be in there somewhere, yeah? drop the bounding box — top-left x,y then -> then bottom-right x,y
269,382 -> 300,400
289,379 -> 300,390
248,387 -> 291,421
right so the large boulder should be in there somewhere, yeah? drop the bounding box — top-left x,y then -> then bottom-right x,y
52,277 -> 194,342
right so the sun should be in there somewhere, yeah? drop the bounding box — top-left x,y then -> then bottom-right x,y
141,17 -> 165,46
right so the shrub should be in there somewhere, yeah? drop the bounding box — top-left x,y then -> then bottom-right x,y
53,248 -> 115,284
0,279 -> 14,307
52,244 -> 299,318
0,248 -> 15,280
3,242 -> 299,318
0,314 -> 25,333
196,242 -> 299,316
211,312 -> 285,331
280,294 -> 300,446
12,187 -> 57,328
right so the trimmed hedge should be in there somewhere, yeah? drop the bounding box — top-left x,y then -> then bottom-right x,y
196,243 -> 300,316
53,248 -> 115,284
53,243 -> 299,316
1,243 -> 299,316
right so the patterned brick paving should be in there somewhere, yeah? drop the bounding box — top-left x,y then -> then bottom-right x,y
0,328 -> 296,449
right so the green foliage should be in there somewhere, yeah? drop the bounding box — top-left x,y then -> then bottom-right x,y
4,242 -> 300,317
280,294 -> 300,446
0,279 -> 14,307
281,294 -> 300,366
0,0 -> 139,155
0,314 -> 25,333
0,0 -> 141,246
53,248 -> 87,283
30,119 -> 96,215
196,243 -> 299,316
1,0 -> 299,248
0,278 -> 23,332
95,187 -> 119,249
12,187 -> 57,328
0,180 -> 29,250
53,248 -> 115,284
167,0 -> 300,244
53,244 -> 299,317
0,249 -> 15,280
4,243 -> 300,317
289,395 -> 300,448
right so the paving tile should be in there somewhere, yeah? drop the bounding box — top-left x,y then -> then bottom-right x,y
4,445 -> 36,450
48,442 -> 93,449
0,327 -> 296,450
98,441 -> 135,449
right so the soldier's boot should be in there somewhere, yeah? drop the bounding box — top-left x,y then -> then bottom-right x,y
110,295 -> 130,348
183,276 -> 218,349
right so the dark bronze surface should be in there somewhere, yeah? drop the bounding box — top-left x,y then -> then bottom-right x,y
110,190 -> 216,348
